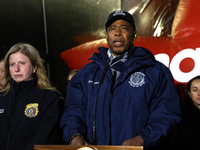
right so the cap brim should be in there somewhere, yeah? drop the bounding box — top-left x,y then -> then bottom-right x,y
105,16 -> 131,28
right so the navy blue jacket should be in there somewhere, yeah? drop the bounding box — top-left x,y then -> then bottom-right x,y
61,47 -> 181,146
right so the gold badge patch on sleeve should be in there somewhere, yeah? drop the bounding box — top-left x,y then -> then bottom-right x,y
24,103 -> 39,118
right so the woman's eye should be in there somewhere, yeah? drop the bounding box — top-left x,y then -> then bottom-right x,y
10,63 -> 14,67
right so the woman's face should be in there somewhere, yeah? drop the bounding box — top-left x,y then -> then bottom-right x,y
188,79 -> 200,109
9,52 -> 37,83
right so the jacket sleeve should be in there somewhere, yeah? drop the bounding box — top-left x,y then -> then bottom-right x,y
138,68 -> 181,146
26,91 -> 64,150
60,75 -> 88,144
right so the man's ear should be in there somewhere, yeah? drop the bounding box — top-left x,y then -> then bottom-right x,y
105,32 -> 108,42
134,31 -> 137,41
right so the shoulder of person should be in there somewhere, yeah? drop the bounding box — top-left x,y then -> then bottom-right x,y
36,88 -> 60,100
0,91 -> 5,96
0,90 -> 10,98
77,62 -> 100,77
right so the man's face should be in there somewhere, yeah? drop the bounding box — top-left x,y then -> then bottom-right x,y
105,19 -> 135,57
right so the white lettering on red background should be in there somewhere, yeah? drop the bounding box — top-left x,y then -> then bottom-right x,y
155,48 -> 200,83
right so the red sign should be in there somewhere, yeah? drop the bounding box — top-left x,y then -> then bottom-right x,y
60,0 -> 200,99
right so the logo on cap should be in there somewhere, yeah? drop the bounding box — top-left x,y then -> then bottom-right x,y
106,10 -> 136,31
113,10 -> 126,17
24,103 -> 39,118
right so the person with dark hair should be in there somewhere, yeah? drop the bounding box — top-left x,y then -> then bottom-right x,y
66,69 -> 79,93
0,43 -> 64,150
169,75 -> 200,150
60,10 -> 181,148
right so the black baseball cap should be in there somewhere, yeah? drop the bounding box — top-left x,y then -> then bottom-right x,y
105,10 -> 136,31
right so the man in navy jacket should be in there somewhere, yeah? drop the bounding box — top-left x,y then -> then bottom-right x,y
61,10 -> 181,147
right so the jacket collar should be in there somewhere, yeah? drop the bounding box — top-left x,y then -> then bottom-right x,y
91,46 -> 155,69
10,78 -> 38,95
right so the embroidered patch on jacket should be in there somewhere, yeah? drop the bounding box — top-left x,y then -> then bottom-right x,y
0,109 -> 4,113
129,72 -> 145,87
24,103 -> 39,118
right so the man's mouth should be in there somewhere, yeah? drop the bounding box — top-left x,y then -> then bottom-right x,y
113,41 -> 123,47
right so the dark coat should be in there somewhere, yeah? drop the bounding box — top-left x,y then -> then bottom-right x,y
156,97 -> 200,150
169,99 -> 200,150
0,78 -> 64,150
61,46 -> 181,146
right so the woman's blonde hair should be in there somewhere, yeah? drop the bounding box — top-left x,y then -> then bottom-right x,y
2,43 -> 55,93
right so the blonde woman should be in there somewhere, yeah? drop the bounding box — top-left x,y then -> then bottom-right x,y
0,43 -> 64,150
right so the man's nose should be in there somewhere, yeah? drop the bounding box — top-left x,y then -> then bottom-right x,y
115,28 -> 122,36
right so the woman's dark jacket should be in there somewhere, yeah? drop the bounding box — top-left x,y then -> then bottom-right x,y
0,78 -> 64,150
169,98 -> 200,150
